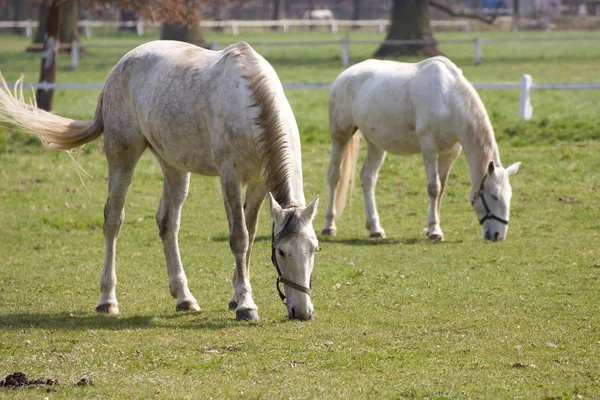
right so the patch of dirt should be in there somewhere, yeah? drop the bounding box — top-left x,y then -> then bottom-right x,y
0,372 -> 58,388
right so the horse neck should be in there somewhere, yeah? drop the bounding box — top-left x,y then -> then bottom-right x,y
268,125 -> 306,209
461,108 -> 501,189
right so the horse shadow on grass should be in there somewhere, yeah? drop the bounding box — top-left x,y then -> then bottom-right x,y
211,234 -> 463,246
0,310 -> 272,332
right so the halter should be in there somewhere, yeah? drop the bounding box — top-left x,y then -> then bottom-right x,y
471,175 -> 509,225
271,223 -> 312,303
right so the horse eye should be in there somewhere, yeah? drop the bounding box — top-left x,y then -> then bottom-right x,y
278,249 -> 285,257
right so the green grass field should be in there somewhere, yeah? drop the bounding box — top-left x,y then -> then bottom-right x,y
0,29 -> 599,398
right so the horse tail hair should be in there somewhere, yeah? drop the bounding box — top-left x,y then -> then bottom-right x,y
334,131 -> 360,217
0,74 -> 104,151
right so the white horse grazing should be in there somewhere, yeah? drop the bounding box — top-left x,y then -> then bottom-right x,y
0,40 -> 319,321
302,9 -> 335,21
321,56 -> 520,241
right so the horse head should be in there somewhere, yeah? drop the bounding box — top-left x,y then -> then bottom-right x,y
269,193 -> 319,320
471,161 -> 521,241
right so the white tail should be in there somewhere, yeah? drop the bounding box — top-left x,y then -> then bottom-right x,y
334,132 -> 360,217
0,74 -> 104,150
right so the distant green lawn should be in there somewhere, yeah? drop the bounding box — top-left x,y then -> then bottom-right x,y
0,29 -> 599,398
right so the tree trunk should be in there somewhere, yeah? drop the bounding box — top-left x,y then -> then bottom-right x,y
374,0 -> 442,58
12,0 -> 24,34
36,3 -> 61,111
160,10 -> 206,47
271,0 -> 280,31
33,1 -> 77,44
119,9 -> 137,32
352,0 -> 360,29
512,0 -> 520,31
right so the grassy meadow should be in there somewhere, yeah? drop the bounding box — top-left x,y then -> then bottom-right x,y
0,28 -> 599,398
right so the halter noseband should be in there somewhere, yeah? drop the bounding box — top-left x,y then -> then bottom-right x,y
471,175 -> 509,226
271,223 -> 312,304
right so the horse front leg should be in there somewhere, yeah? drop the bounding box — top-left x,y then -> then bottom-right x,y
361,140 -> 387,238
228,182 -> 267,312
155,163 -> 199,312
220,163 -> 259,321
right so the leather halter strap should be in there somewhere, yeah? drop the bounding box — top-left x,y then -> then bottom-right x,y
271,222 -> 312,304
471,175 -> 509,225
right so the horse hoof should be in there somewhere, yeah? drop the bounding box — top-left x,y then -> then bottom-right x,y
176,301 -> 201,312
96,303 -> 119,314
236,308 -> 260,321
427,233 -> 445,241
228,300 -> 238,311
370,231 -> 386,239
321,228 -> 336,236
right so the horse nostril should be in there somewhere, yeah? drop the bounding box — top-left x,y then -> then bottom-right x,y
291,307 -> 296,319
494,232 -> 500,241
485,230 -> 491,240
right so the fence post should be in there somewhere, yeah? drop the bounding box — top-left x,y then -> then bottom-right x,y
331,21 -> 338,33
519,74 -> 533,120
232,22 -> 239,35
71,40 -> 79,70
283,20 -> 289,33
136,20 -> 144,36
474,37 -> 481,65
25,19 -> 32,38
210,41 -> 218,50
341,37 -> 349,68
378,19 -> 385,33
85,20 -> 91,39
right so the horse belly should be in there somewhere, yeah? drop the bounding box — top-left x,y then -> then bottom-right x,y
358,119 -> 421,156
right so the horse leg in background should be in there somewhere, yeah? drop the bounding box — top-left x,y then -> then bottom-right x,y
97,135 -> 147,314
322,126 -> 358,236
436,144 -> 462,229
154,160 -> 200,312
228,182 -> 267,312
220,163 -> 259,321
420,143 -> 444,241
361,139 -> 387,238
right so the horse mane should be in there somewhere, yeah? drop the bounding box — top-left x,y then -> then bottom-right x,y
274,208 -> 311,244
454,73 -> 500,166
228,42 -> 294,207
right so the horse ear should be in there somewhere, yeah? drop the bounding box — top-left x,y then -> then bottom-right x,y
506,162 -> 521,176
302,195 -> 319,222
268,193 -> 284,224
487,161 -> 496,175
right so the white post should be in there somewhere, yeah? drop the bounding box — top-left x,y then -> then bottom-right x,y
331,21 -> 338,33
85,20 -> 91,39
210,41 -> 218,50
70,40 -> 79,70
341,38 -> 349,68
136,20 -> 144,36
378,19 -> 385,33
519,74 -> 533,120
25,19 -> 32,38
474,37 -> 481,66
466,19 -> 472,32
283,20 -> 289,33
232,22 -> 239,35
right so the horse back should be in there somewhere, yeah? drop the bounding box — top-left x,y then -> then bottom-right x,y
100,41 -> 282,178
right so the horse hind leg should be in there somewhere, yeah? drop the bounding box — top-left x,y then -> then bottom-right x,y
322,126 -> 357,236
97,134 -> 146,314
361,139 -> 387,238
154,159 -> 199,312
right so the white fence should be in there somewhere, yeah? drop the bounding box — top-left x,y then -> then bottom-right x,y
0,19 -> 471,38
8,74 -> 600,121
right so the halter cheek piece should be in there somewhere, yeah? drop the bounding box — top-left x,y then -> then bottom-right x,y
271,223 -> 312,304
471,174 -> 509,226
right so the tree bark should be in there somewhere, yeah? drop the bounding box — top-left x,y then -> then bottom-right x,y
374,0 -> 442,58
36,3 -> 61,111
351,0 -> 360,29
512,0 -> 520,31
119,9 -> 137,32
160,10 -> 206,47
33,1 -> 77,44
270,0 -> 280,31
11,0 -> 25,34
